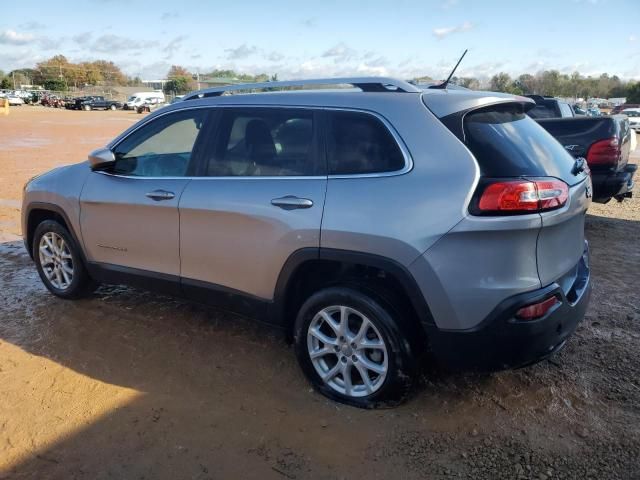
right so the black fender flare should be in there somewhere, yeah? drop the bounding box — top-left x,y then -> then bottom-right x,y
23,202 -> 87,264
271,247 -> 435,330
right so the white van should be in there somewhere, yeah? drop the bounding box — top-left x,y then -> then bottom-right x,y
124,91 -> 165,110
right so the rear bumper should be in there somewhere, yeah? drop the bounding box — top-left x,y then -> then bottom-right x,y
426,243 -> 591,371
591,164 -> 636,202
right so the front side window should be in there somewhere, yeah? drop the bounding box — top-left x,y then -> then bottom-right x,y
326,111 -> 405,175
206,108 -> 319,176
112,109 -> 208,177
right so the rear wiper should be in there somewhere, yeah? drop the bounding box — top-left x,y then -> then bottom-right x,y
571,157 -> 587,175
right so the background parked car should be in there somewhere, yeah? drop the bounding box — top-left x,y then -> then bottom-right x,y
73,96 -> 122,111
527,94 -> 635,203
6,94 -> 25,106
612,103 -> 640,114
573,105 -> 587,115
124,91 -> 165,110
587,106 -> 602,117
136,97 -> 165,113
622,108 -> 640,132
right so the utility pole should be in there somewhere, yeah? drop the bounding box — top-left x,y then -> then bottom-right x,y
12,71 -> 15,89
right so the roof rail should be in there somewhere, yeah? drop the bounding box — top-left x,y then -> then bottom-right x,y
182,77 -> 421,101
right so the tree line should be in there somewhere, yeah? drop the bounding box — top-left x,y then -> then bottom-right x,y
1,55 -> 639,103
460,70 -> 639,102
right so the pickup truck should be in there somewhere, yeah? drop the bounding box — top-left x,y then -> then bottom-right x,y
527,95 -> 636,203
74,96 -> 122,111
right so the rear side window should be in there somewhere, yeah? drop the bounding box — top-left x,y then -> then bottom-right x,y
464,104 -> 576,183
527,104 -> 556,119
326,111 -> 405,175
206,108 -> 320,176
559,103 -> 573,118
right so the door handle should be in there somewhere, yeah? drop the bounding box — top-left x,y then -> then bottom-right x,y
271,196 -> 313,210
146,190 -> 175,201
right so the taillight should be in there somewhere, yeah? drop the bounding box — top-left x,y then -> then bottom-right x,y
586,137 -> 620,167
515,296 -> 560,320
473,178 -> 569,215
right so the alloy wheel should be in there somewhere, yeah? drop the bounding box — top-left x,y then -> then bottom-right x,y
307,305 -> 388,397
39,232 -> 74,290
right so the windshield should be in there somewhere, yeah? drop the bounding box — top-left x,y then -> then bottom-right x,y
624,111 -> 640,117
465,104 -> 578,184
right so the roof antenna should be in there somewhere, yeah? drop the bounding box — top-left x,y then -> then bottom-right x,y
432,49 -> 468,89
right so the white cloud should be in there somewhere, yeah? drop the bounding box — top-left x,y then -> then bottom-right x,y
265,51 -> 284,62
225,44 -> 258,60
163,35 -> 187,58
441,0 -> 459,8
321,42 -> 357,62
72,32 -> 92,45
432,21 -> 474,40
91,34 -> 158,53
629,35 -> 637,42
0,29 -> 36,45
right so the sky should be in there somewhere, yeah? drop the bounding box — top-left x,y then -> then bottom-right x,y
1,0 -> 639,81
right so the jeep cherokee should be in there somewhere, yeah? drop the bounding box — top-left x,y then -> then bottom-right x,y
22,77 -> 592,407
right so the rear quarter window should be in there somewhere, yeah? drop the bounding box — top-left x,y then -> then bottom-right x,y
326,111 -> 405,175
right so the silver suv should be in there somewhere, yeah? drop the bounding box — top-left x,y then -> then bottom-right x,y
22,77 -> 592,407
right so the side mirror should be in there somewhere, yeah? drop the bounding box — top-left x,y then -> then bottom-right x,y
88,147 -> 115,171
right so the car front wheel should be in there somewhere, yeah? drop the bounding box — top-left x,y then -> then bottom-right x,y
294,287 -> 416,408
33,220 -> 97,299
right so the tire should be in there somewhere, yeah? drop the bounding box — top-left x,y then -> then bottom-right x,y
33,220 -> 97,299
293,286 -> 416,408
83,104 -> 91,111
110,104 -> 117,110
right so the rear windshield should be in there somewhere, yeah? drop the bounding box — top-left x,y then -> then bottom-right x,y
464,104 -> 577,183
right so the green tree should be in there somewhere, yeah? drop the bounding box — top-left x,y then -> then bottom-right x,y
168,65 -> 191,78
490,72 -> 522,93
457,77 -> 480,89
164,77 -> 192,95
0,77 -> 11,89
537,70 -> 562,96
516,74 -> 537,94
43,78 -> 67,91
627,82 -> 640,103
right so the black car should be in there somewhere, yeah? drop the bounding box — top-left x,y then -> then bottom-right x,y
527,95 -> 636,203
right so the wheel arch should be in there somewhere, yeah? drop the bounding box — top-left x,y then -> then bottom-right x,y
24,203 -> 85,263
272,248 -> 435,344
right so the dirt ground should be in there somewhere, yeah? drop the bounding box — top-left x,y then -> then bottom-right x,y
0,106 -> 639,479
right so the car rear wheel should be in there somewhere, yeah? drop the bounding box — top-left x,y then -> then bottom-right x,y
83,105 -> 91,111
33,220 -> 97,299
110,104 -> 117,110
294,287 -> 416,408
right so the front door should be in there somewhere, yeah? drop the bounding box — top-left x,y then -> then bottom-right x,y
80,108 -> 212,279
179,107 -> 326,302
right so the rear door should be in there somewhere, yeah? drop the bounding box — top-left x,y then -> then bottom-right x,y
80,108 -> 211,282
178,106 -> 326,303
